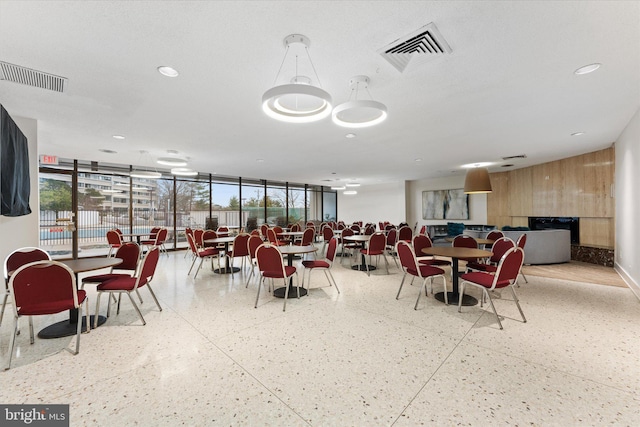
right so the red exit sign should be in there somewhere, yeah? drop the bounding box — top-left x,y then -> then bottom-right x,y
40,155 -> 58,165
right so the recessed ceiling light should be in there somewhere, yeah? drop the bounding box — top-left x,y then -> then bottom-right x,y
414,158 -> 422,162
158,66 -> 179,77
574,63 -> 601,75
157,157 -> 188,167
571,132 -> 585,136
99,149 -> 117,154
345,133 -> 357,139
112,135 -> 125,140
461,162 -> 493,169
343,190 -> 358,195
256,159 -> 264,163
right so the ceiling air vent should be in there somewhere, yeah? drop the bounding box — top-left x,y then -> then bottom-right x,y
378,23 -> 452,73
501,154 -> 527,160
0,61 -> 67,93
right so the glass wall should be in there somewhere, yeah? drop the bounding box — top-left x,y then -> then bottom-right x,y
39,159 -> 336,257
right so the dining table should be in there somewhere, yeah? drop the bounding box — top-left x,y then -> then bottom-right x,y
120,232 -> 151,244
342,234 -> 375,272
278,230 -> 305,244
273,244 -> 317,298
38,257 -> 123,338
204,236 -> 238,273
444,237 -> 495,246
420,246 -> 492,306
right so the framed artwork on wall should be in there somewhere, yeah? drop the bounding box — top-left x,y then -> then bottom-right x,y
422,189 -> 469,220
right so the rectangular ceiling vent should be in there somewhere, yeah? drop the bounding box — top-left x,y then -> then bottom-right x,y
378,23 -> 452,73
0,61 -> 67,93
502,154 -> 528,160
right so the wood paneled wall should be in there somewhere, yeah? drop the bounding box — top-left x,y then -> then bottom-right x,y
487,147 -> 615,248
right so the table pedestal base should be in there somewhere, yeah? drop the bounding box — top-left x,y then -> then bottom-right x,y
214,266 -> 241,274
434,292 -> 478,306
273,286 -> 307,298
351,265 -> 376,272
38,315 -> 107,339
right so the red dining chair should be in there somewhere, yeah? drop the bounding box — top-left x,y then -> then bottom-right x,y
397,225 -> 413,242
6,260 -> 88,370
217,226 -> 230,237
260,224 -> 269,239
224,233 -> 251,275
255,243 -> 299,311
452,234 -> 479,262
2,247 -> 51,328
395,240 -> 447,308
484,230 -> 504,250
361,232 -> 390,276
351,223 -> 361,234
294,227 -> 315,247
385,228 -> 399,267
290,223 -> 301,232
466,237 -> 515,274
106,229 -> 123,257
364,224 -> 375,235
202,229 -> 219,248
338,227 -> 356,264
95,246 -> 162,327
418,225 -> 427,236
458,247 -> 526,329
321,226 -> 334,255
412,234 -> 452,268
267,228 -> 288,246
183,227 -> 194,259
246,234 -> 265,288
82,242 -> 141,304
187,233 -> 220,278
141,227 -> 167,255
301,236 -> 340,294
193,229 -> 205,249
516,233 -> 528,284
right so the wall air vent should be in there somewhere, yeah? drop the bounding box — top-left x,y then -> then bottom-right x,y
501,154 -> 527,160
378,23 -> 452,73
0,61 -> 67,93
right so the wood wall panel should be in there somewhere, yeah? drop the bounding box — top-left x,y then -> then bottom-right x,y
486,147 -> 615,248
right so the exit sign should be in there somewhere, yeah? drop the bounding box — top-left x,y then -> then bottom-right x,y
40,155 -> 58,165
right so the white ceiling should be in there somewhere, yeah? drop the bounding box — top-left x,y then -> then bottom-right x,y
1,1 -> 638,187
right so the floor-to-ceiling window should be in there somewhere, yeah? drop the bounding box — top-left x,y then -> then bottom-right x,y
266,182 -> 287,226
241,179 -> 264,232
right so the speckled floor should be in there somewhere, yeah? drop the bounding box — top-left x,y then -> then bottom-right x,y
2,248 -> 639,426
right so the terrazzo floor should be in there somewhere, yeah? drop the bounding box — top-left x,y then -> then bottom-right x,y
1,247 -> 639,426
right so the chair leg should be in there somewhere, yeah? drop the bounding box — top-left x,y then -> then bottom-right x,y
458,282 -> 465,312
193,258 -> 205,278
188,255 -> 198,275
327,269 -> 339,293
484,289 -> 503,330
0,291 -> 7,327
5,315 -> 19,370
146,285 -> 162,311
254,273 -> 263,308
509,286 -> 527,323
246,265 -> 255,288
396,272 -> 408,299
28,316 -> 34,344
73,299 -> 83,354
135,289 -> 143,304
127,292 -> 146,325
94,293 -> 103,329
415,277 -> 429,310
283,279 -> 290,312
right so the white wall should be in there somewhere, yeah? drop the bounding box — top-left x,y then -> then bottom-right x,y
0,116 -> 40,263
615,107 -> 640,297
406,175 -> 488,229
337,181 -> 406,225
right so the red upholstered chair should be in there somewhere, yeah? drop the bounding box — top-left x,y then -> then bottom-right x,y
6,260 -> 88,369
397,225 -> 413,242
321,226 -> 334,255
217,226 -> 230,237
255,243 -> 299,311
246,234 -> 265,288
337,222 -> 346,230
260,224 -> 269,239
95,247 -> 162,327
458,247 -> 526,329
2,247 -> 51,329
486,230 -> 504,241
361,232 -> 390,276
418,225 -> 427,236
412,235 -> 452,268
290,223 -> 301,232
142,227 -> 168,255
267,228 -> 288,246
351,224 -> 361,234
193,229 -> 205,249
202,229 -> 218,248
106,229 -> 123,257
516,233 -> 528,284
224,233 -> 251,275
301,236 -> 340,293
466,237 -> 515,273
395,241 -> 447,308
385,228 -> 399,267
250,229 -> 261,236
82,242 -> 141,304
364,224 -> 375,235
187,233 -> 220,278
338,227 -> 356,264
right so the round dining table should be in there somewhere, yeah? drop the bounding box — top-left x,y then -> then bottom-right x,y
38,257 -> 123,339
273,245 -> 317,298
204,236 -> 238,273
342,235 -> 375,272
421,247 -> 492,306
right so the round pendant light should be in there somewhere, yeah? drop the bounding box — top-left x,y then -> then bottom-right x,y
262,34 -> 332,123
332,76 -> 387,128
171,167 -> 198,176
